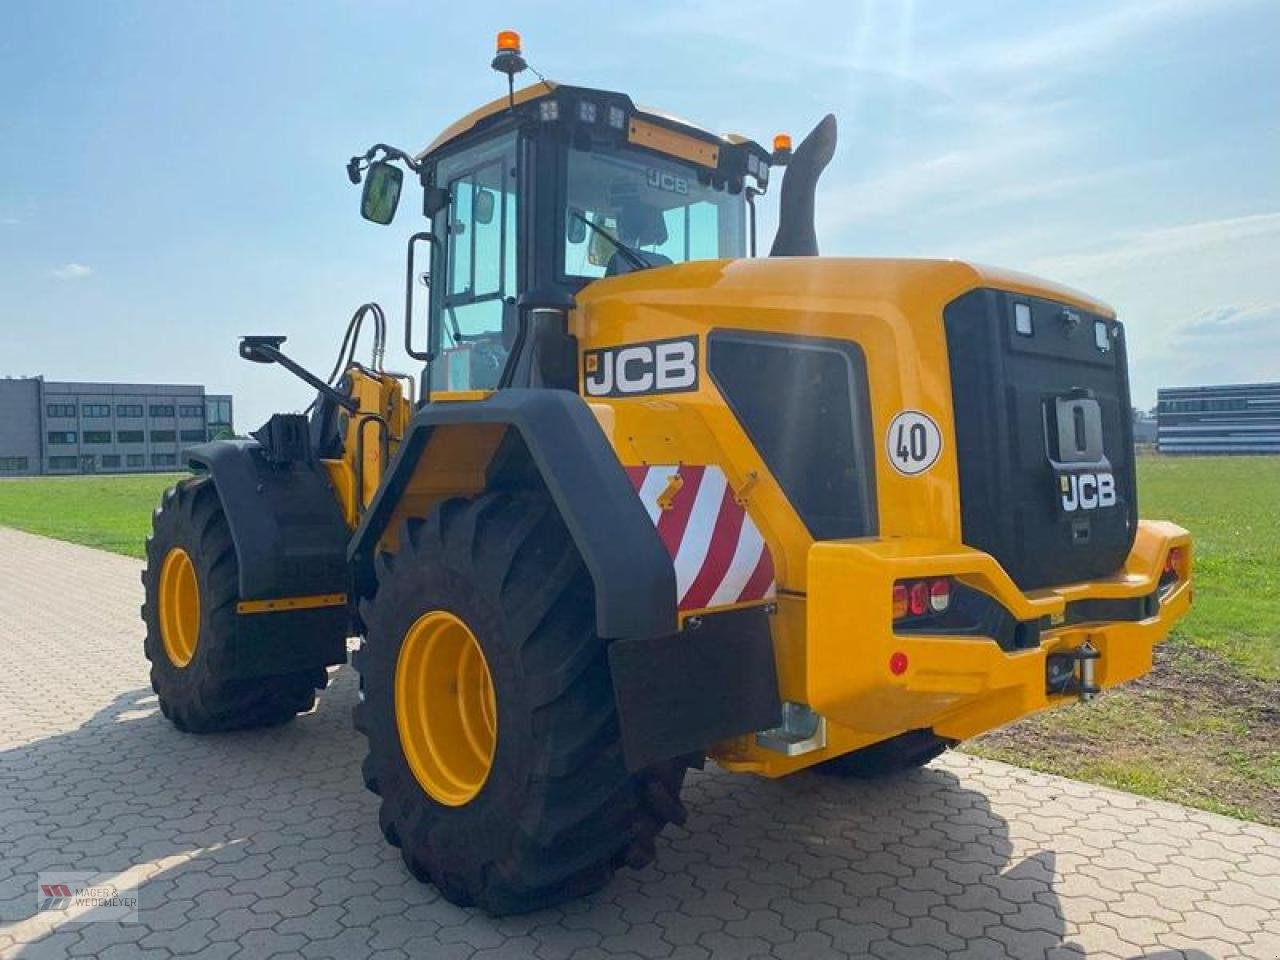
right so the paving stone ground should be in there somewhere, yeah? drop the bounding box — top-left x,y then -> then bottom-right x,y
0,526 -> 1276,960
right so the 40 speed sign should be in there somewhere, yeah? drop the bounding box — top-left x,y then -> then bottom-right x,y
886,410 -> 943,476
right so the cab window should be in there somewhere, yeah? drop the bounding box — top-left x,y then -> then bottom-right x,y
563,146 -> 745,279
433,132 -> 519,390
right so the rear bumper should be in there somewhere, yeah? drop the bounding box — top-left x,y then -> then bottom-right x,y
712,520 -> 1191,777
807,518 -> 1191,739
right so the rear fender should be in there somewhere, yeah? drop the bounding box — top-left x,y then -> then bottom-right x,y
348,390 -> 678,641
347,391 -> 787,770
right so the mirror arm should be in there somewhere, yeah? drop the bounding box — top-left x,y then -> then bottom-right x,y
347,143 -> 422,184
238,336 -> 358,412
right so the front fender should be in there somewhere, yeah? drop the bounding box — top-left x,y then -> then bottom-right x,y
185,440 -> 349,602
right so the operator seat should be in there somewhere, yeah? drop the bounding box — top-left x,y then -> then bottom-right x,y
605,201 -> 673,276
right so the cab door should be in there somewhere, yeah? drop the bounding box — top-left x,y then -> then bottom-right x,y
430,132 -> 521,393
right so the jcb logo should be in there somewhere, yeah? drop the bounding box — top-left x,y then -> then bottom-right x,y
1060,471 -> 1117,512
646,168 -> 689,195
583,337 -> 699,398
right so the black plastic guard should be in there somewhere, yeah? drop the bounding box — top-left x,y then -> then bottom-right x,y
608,606 -> 782,772
185,439 -> 350,677
186,439 -> 349,601
348,389 -> 678,641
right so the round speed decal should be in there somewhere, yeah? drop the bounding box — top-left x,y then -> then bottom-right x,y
886,411 -> 943,476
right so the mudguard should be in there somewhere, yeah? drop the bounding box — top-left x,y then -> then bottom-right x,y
348,389 -> 678,641
184,439 -> 351,677
185,439 -> 350,602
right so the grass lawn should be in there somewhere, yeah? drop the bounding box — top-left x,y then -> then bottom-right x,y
0,473 -> 183,559
1,457 -> 1277,823
1138,455 -> 1280,680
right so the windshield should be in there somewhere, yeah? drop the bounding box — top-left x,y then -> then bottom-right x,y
563,144 -> 745,279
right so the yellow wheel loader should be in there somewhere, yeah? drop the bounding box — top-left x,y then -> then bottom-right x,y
141,32 -> 1193,914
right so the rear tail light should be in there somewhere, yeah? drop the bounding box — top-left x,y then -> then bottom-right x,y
892,583 -> 909,619
909,581 -> 929,617
893,577 -> 953,620
929,578 -> 951,612
1163,547 -> 1185,579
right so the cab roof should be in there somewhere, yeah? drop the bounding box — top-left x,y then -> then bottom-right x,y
418,81 -> 767,163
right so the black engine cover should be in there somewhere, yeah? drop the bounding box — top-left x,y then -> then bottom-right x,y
944,288 -> 1138,590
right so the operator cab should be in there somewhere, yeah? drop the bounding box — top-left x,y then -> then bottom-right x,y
391,82 -> 772,392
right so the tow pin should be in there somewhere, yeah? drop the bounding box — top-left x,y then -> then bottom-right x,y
1077,640 -> 1101,702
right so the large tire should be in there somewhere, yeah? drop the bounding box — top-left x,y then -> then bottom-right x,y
354,491 -> 691,915
813,729 -> 952,779
142,476 -> 326,733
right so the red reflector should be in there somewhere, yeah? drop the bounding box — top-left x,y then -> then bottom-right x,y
929,578 -> 951,613
892,583 -> 909,619
908,581 -> 929,617
889,651 -> 909,675
1164,547 -> 1184,577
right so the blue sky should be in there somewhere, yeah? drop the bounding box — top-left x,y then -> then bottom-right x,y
2,0 -> 1277,429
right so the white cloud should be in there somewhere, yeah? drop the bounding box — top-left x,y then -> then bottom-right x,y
50,263 -> 94,280
1029,212 -> 1280,279
635,0 -> 1256,103
932,0 -> 1251,81
1034,217 -> 1280,402
818,127 -> 1109,232
1174,301 -> 1280,342
1154,302 -> 1280,389
2,217 -> 20,226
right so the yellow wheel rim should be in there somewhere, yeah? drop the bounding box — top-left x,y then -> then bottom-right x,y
395,610 -> 498,806
158,547 -> 200,668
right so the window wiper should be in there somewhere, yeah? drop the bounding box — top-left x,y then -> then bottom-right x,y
571,212 -> 651,271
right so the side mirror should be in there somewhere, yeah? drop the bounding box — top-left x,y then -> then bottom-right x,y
474,188 -> 496,225
566,208 -> 587,244
361,161 -> 403,225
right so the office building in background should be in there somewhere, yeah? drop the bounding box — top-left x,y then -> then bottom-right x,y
0,376 -> 233,476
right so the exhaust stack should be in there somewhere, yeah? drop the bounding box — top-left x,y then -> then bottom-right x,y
769,113 -> 837,257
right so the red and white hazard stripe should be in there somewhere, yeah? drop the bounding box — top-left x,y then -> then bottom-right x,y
625,464 -> 776,612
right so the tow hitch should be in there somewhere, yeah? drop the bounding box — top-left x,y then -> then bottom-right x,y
1045,640 -> 1101,702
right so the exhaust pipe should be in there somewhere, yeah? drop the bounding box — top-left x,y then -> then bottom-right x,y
769,113 -> 837,257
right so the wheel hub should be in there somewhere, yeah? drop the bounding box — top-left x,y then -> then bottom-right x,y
158,547 -> 200,668
395,610 -> 498,806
